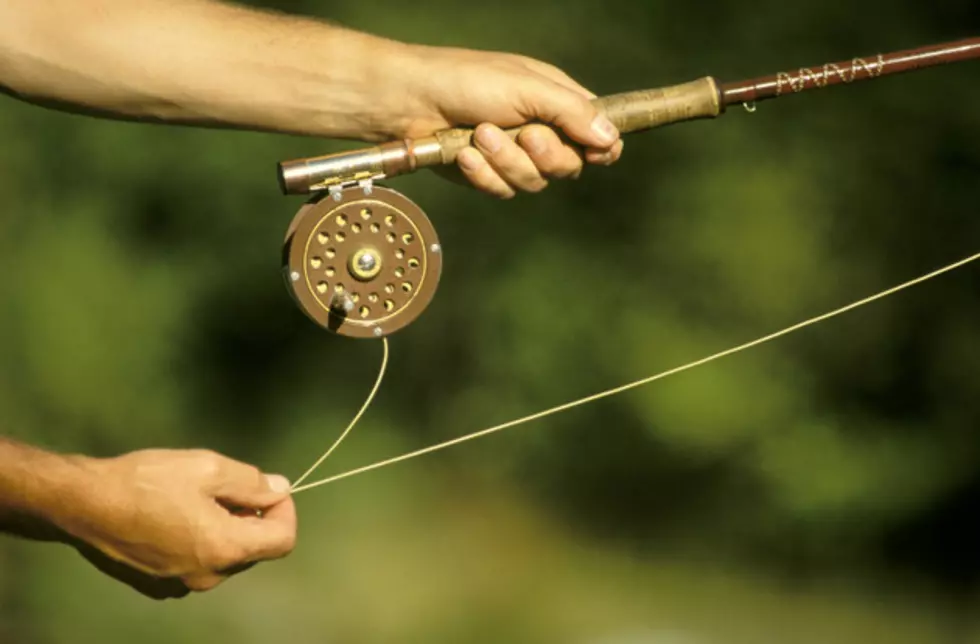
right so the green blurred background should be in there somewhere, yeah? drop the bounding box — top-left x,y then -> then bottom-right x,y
2,1 -> 980,642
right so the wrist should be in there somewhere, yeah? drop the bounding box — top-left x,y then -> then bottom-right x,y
301,34 -> 436,141
0,440 -> 104,543
41,454 -> 129,548
30,454 -> 103,540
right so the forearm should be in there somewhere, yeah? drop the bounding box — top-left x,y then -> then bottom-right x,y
0,0 -> 423,141
0,438 -> 95,543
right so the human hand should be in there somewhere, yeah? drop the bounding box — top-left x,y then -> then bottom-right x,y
54,449 -> 296,599
388,45 -> 624,198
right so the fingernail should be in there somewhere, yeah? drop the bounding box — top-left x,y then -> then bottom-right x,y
476,124 -> 503,154
590,115 -> 619,145
457,147 -> 483,172
265,474 -> 291,493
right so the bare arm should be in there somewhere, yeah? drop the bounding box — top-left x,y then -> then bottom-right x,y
0,0 -> 622,197
0,438 -> 94,542
0,0 -> 415,139
0,438 -> 296,599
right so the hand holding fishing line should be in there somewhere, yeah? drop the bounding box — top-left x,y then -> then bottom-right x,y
284,38 -> 980,493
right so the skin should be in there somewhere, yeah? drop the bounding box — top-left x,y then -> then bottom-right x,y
0,0 -> 623,197
0,0 -> 623,598
0,439 -> 295,598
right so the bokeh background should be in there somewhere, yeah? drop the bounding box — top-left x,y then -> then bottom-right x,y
2,1 -> 980,642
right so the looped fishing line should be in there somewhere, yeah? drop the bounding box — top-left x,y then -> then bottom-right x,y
290,337 -> 389,491
290,252 -> 980,495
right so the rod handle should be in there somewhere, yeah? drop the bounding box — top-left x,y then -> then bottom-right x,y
437,76 -> 722,158
278,76 -> 722,195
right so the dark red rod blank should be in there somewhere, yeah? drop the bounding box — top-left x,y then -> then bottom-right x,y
721,37 -> 980,106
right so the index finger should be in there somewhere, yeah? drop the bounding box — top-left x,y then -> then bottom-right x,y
516,78 -> 620,151
520,58 -> 597,99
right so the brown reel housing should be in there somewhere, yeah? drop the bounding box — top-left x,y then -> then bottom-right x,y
282,186 -> 442,338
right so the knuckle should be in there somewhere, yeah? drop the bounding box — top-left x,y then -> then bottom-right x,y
538,61 -> 562,76
212,550 -> 242,572
244,463 -> 263,483
534,148 -> 582,178
491,54 -> 524,71
192,449 -> 225,476
559,88 -> 594,114
275,529 -> 298,557
457,147 -> 485,175
497,166 -> 538,191
507,54 -> 536,71
494,147 -> 525,170
491,149 -> 545,190
213,542 -> 246,569
511,166 -> 547,191
184,574 -> 222,593
532,155 -> 559,175
198,535 -> 243,570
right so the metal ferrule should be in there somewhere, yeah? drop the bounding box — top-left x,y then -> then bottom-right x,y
278,141 -> 417,195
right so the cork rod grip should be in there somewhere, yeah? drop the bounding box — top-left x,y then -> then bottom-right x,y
431,77 -> 722,165
277,76 -> 722,194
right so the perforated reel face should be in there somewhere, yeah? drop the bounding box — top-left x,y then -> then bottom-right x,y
282,186 -> 442,338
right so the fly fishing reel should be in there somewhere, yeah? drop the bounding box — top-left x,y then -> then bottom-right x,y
282,185 -> 442,338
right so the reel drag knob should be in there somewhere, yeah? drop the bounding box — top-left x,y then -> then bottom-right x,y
282,186 -> 442,338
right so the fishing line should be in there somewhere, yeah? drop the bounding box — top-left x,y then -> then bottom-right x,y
290,337 -> 389,491
290,252 -> 980,494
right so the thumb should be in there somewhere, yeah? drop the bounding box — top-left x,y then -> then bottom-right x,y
518,78 -> 619,150
213,470 -> 292,511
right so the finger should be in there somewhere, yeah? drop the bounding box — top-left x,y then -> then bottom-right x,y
520,58 -> 597,99
517,79 -> 619,151
584,139 -> 625,166
183,572 -> 226,593
473,123 -> 548,193
456,147 -> 516,199
517,124 -> 584,180
211,461 -> 291,511
233,496 -> 298,563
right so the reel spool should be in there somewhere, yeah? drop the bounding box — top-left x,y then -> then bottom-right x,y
282,185 -> 442,338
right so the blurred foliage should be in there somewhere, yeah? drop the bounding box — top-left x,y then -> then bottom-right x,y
2,0 -> 980,642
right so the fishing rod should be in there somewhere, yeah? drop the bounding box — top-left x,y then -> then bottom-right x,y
276,37 -> 980,339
